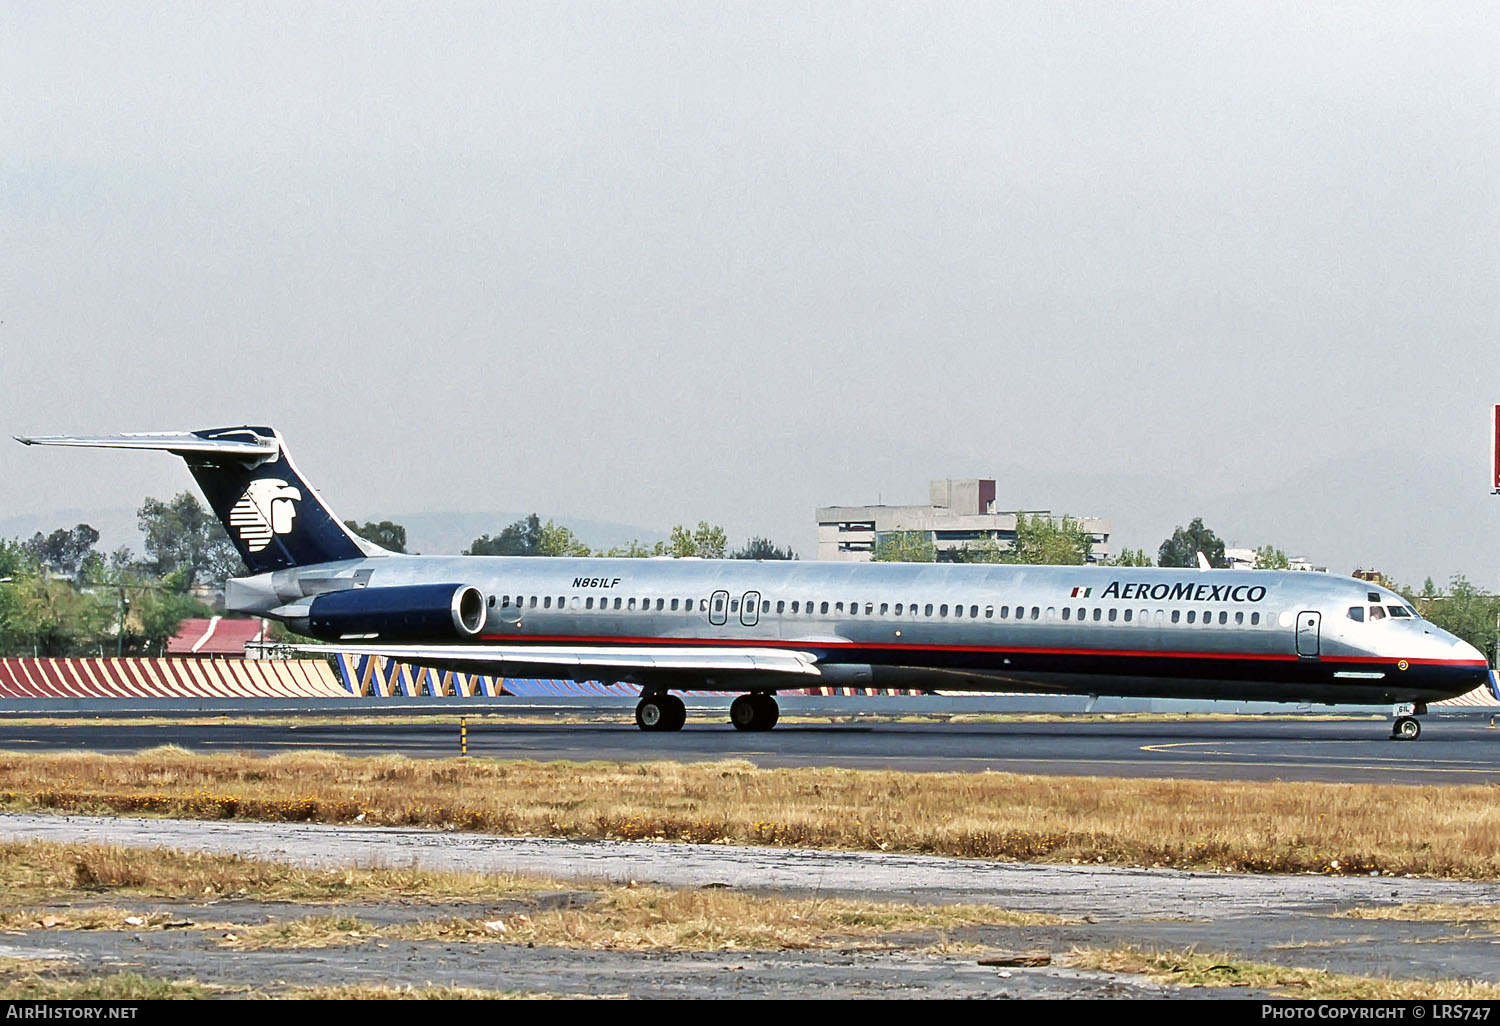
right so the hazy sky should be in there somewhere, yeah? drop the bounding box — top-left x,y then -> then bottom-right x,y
3,3 -> 1498,582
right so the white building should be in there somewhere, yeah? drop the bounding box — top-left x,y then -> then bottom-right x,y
816,479 -> 1112,563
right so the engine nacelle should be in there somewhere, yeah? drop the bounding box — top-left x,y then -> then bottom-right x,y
304,583 -> 488,641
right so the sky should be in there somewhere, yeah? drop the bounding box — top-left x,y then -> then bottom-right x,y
2,3 -> 1498,584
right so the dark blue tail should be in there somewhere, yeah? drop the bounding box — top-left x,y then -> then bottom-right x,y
17,426 -> 373,573
183,426 -> 370,572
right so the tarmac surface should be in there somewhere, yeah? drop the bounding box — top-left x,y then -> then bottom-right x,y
5,708 -> 1500,784
5,813 -> 1500,998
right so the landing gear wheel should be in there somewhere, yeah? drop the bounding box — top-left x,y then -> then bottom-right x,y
636,693 -> 686,732
730,693 -> 779,732
1392,716 -> 1421,741
661,694 -> 686,731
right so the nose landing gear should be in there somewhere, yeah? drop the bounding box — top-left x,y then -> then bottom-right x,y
1390,702 -> 1425,741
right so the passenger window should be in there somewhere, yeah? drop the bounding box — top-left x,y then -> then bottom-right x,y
586,597 -> 594,610
763,601 -> 771,613
627,598 -> 636,610
879,603 -> 888,615
1172,610 -> 1181,623
894,603 -> 903,615
1062,608 -> 1072,621
1108,608 -> 1117,622
940,604 -> 949,616
1045,607 -> 1056,620
953,604 -> 963,618
1124,609 -> 1134,622
1234,612 -> 1243,625
1219,612 -> 1228,625
925,604 -> 934,616
501,596 -> 510,608
529,596 -> 538,608
1031,606 -> 1040,620
985,606 -> 993,618
821,602 -> 829,614
776,601 -> 785,613
970,605 -> 979,618
670,599 -> 678,611
865,603 -> 873,615
791,601 -> 799,613
1187,611 -> 1196,624
999,606 -> 1008,618
730,599 -> 740,613
1092,608 -> 1101,621
1250,612 -> 1259,625
836,602 -> 844,613
615,597 -> 623,610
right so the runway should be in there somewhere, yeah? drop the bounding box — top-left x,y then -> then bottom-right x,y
5,706 -> 1500,784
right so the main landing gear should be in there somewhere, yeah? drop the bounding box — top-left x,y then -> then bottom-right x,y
635,692 -> 686,732
1390,702 -> 1426,741
730,692 -> 779,732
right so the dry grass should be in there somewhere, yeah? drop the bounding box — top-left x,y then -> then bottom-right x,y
5,747 -> 1500,876
1068,945 -> 1500,1000
222,888 -> 1068,952
0,968 -> 221,1000
1343,903 -> 1500,925
0,838 -> 563,905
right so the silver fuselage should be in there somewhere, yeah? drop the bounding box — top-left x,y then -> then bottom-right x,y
227,557 -> 1489,705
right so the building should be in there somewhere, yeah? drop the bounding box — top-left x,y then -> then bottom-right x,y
816,479 -> 1112,563
1225,548 -> 1327,573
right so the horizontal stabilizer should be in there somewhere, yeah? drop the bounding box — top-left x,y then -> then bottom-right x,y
301,643 -> 822,677
15,431 -> 279,459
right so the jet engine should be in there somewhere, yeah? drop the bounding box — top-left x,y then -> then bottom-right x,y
303,583 -> 488,641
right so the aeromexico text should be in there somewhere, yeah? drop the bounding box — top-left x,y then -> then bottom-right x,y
1101,581 -> 1268,603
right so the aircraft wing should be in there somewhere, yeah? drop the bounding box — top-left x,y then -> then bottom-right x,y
302,643 -> 823,678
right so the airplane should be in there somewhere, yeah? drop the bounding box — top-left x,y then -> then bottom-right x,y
16,425 -> 1492,740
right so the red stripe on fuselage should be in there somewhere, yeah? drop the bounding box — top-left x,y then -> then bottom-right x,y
475,633 -> 1485,668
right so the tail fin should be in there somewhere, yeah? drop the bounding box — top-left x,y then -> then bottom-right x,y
16,426 -> 376,572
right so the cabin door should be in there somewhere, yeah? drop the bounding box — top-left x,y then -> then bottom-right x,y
708,590 -> 729,626
740,591 -> 761,627
1295,611 -> 1321,658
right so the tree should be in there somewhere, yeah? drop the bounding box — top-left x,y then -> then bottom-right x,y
538,522 -> 593,557
1421,576 -> 1500,666
1253,545 -> 1292,570
1104,546 -> 1153,567
873,531 -> 936,563
600,539 -> 657,558
138,493 -> 244,588
466,514 -> 543,556
987,514 -> 1094,565
664,522 -> 727,559
344,520 -> 408,553
730,537 -> 796,560
22,524 -> 100,580
1158,517 -> 1227,569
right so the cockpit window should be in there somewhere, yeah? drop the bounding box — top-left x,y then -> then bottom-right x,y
1367,592 -> 1382,602
1347,606 -> 1364,622
1368,606 -> 1386,620
1388,605 -> 1413,618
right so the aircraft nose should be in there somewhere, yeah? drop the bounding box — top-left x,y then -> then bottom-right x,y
1454,637 -> 1487,664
